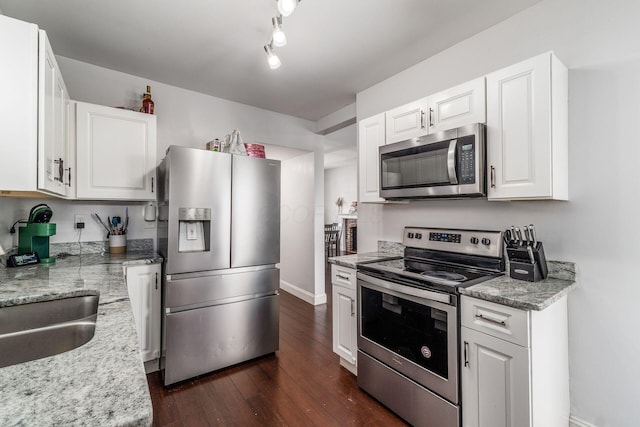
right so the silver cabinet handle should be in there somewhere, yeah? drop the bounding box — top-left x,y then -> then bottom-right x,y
350,299 -> 355,316
464,341 -> 469,367
420,110 -> 426,129
429,108 -> 434,127
475,313 -> 506,326
155,272 -> 158,290
337,273 -> 350,280
151,176 -> 154,193
490,165 -> 496,188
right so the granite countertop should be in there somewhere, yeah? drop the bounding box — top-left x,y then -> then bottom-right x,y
328,252 -> 402,269
0,251 -> 161,426
460,261 -> 578,311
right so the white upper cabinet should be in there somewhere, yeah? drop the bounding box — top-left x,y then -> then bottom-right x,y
75,102 -> 157,200
486,52 -> 568,201
426,77 -> 486,133
358,113 -> 386,203
0,15 -> 38,193
38,31 -> 71,197
385,99 -> 428,144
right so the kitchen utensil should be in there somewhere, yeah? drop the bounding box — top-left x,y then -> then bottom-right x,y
523,226 -> 531,244
93,213 -> 111,235
515,227 -> 522,245
529,224 -> 537,247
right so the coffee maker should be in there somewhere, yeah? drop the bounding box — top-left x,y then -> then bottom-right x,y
18,204 -> 57,264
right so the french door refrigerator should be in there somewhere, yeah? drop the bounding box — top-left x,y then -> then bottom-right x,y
157,146 -> 281,386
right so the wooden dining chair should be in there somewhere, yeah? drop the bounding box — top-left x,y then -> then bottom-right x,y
324,223 -> 341,257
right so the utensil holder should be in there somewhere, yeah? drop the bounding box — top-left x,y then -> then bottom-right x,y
507,241 -> 548,282
108,234 -> 127,254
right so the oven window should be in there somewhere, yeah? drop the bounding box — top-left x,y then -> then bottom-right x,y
360,286 -> 449,379
381,146 -> 449,188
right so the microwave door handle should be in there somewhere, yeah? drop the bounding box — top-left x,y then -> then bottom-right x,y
447,139 -> 458,184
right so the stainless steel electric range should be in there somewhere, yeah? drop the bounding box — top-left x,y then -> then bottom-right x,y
356,227 -> 505,427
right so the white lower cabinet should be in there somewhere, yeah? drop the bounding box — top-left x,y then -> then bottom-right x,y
460,295 -> 569,427
124,263 -> 161,370
331,264 -> 357,374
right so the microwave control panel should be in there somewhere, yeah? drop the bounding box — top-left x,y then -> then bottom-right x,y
457,136 -> 476,184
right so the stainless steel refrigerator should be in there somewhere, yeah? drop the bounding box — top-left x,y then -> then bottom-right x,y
157,146 -> 281,386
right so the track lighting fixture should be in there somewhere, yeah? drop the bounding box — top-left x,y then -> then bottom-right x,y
264,0 -> 301,69
264,42 -> 281,69
277,0 -> 299,17
272,15 -> 287,47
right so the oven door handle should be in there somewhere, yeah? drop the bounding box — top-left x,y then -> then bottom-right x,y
357,272 -> 451,305
447,139 -> 458,185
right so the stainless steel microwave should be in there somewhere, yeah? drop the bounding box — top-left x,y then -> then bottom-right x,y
379,123 -> 486,199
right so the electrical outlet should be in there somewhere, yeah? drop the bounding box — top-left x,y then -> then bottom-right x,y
74,214 -> 87,229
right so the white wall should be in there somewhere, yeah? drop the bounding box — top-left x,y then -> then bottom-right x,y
280,152 -> 325,304
0,56 -> 326,304
324,122 -> 358,224
324,166 -> 357,224
355,0 -> 640,425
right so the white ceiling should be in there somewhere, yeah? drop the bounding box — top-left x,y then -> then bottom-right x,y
0,0 -> 541,122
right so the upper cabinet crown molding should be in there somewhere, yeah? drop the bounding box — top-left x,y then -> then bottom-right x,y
486,52 -> 568,201
75,102 -> 157,201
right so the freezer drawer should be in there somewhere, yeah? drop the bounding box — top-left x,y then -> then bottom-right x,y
165,268 -> 279,311
163,294 -> 279,386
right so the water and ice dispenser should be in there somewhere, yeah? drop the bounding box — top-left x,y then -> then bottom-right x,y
177,208 -> 210,253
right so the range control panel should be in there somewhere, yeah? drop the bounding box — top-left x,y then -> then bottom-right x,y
403,227 -> 503,258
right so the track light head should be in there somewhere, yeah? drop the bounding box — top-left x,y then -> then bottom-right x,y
277,0 -> 299,17
272,16 -> 287,47
264,43 -> 281,69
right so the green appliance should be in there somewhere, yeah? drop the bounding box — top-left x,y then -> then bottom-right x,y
18,204 -> 56,264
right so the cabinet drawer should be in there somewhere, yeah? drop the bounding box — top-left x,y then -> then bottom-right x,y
461,296 -> 529,347
331,264 -> 356,289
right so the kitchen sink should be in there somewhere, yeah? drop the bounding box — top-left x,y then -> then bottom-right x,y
0,295 -> 99,368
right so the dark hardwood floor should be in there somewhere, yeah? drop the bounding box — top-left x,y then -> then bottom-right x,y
146,262 -> 407,426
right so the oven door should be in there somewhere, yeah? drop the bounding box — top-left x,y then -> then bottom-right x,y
357,272 -> 459,404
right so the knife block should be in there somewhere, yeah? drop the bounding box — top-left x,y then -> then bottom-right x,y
507,241 -> 548,282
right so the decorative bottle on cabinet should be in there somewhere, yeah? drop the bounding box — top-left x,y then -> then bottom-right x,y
141,85 -> 154,114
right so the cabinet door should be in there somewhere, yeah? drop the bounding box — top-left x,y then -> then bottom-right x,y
486,52 -> 568,201
427,77 -> 486,133
332,284 -> 357,366
358,113 -> 385,203
385,99 -> 428,144
38,31 -> 69,197
461,326 -> 531,427
125,263 -> 161,363
76,102 -> 157,200
0,16 -> 39,192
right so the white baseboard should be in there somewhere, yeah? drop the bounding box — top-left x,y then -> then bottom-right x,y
280,280 -> 327,305
570,415 -> 597,427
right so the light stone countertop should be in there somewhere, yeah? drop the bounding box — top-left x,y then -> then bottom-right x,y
328,252 -> 402,269
460,261 -> 577,311
0,251 -> 161,426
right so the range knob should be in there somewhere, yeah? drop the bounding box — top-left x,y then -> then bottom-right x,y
470,237 -> 479,245
481,238 -> 491,246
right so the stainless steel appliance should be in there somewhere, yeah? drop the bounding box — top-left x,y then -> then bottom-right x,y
357,227 -> 504,426
379,123 -> 486,199
157,146 -> 281,386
